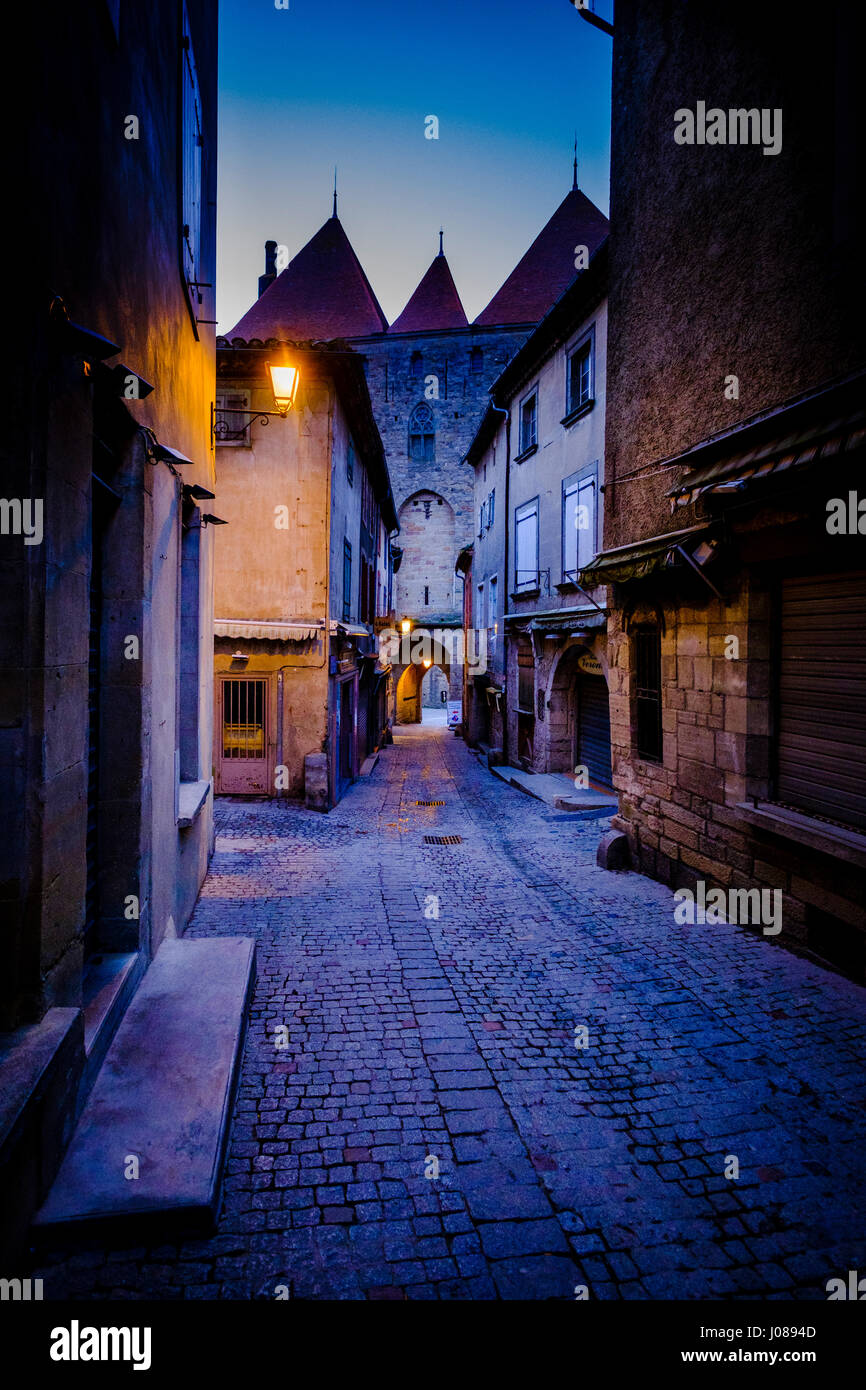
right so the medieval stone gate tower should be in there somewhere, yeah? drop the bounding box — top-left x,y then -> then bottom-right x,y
223,176 -> 609,723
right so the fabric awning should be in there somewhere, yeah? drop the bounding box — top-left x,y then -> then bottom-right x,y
668,407 -> 866,509
214,619 -> 323,641
529,610 -> 607,634
578,524 -> 710,586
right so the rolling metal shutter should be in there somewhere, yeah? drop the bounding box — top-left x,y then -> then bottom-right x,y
578,674 -> 613,789
777,572 -> 866,831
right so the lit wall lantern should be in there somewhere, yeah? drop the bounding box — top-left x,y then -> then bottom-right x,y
422,659 -> 432,669
266,361 -> 300,415
400,618 -> 412,635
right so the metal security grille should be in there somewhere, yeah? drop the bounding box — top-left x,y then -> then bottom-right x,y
222,679 -> 266,759
777,572 -> 866,830
578,674 -> 613,788
424,835 -> 462,845
416,800 -> 446,806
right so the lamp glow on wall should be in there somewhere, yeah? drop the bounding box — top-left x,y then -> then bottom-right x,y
400,618 -> 412,635
266,360 -> 300,415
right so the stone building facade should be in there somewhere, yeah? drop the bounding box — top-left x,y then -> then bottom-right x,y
225,180 -> 610,729
462,244 -> 610,778
590,0 -> 866,980
212,343 -> 397,809
1,0 -> 219,1261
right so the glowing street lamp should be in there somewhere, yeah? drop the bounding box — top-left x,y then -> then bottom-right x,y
211,357 -> 301,444
266,361 -> 300,416
400,618 -> 412,635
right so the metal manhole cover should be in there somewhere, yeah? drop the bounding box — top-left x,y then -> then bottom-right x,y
416,800 -> 446,806
424,835 -> 462,845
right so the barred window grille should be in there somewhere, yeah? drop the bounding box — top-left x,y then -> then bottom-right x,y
635,625 -> 663,762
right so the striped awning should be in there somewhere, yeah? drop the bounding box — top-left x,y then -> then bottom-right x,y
668,408 -> 866,509
214,619 -> 323,641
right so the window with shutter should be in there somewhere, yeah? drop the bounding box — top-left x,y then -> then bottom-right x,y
562,466 -> 597,579
515,498 -> 539,591
214,390 -> 251,445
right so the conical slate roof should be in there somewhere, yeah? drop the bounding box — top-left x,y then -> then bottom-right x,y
473,187 -> 609,327
228,215 -> 389,341
389,251 -> 468,334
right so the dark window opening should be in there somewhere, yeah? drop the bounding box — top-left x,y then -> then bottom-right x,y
408,402 -> 435,462
635,625 -> 663,762
343,539 -> 352,623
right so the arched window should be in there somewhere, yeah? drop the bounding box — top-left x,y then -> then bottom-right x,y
410,351 -> 423,381
408,402 -> 435,462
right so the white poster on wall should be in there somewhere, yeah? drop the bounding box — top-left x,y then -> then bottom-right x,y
447,701 -> 462,728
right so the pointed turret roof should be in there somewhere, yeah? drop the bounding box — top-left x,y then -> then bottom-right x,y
473,186 -> 609,327
388,238 -> 468,334
228,213 -> 389,342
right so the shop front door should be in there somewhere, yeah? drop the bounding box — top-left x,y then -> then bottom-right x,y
216,676 -> 270,794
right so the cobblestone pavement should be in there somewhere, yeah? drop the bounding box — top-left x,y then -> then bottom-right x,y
39,723 -> 866,1300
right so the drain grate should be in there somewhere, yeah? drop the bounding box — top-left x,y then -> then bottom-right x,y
416,800 -> 446,806
424,835 -> 462,845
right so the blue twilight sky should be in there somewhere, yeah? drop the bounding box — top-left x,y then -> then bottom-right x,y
217,0 -> 613,334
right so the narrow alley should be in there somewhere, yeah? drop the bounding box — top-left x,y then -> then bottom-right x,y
37,723 -> 866,1301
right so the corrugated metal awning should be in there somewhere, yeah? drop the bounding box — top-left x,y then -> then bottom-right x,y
214,619 -> 323,641
579,524 -> 710,586
329,621 -> 371,639
668,408 -> 866,509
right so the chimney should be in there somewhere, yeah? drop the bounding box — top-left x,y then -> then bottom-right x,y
258,240 -> 278,298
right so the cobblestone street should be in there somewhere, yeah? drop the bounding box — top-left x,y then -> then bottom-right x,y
40,723 -> 866,1300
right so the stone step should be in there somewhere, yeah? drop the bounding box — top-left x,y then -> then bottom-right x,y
489,764 -> 617,811
33,936 -> 255,1245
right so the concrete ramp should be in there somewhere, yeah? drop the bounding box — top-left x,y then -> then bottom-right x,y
34,936 -> 255,1244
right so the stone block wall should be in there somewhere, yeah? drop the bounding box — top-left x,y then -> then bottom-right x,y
356,326 -> 526,557
607,576 -> 866,980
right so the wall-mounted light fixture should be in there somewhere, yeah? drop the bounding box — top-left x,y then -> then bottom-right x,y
109,363 -> 154,399
201,514 -> 227,527
183,483 -> 216,501
266,360 -> 300,415
400,618 -> 412,635
147,432 -> 195,466
212,357 -> 301,444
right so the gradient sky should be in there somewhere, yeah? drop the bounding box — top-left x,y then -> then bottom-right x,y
217,0 -> 613,334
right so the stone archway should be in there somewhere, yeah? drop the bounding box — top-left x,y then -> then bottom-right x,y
547,642 -> 612,787
393,637 -> 453,724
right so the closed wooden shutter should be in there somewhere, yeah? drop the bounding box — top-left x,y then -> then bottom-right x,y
777,572 -> 866,830
578,674 -> 613,789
